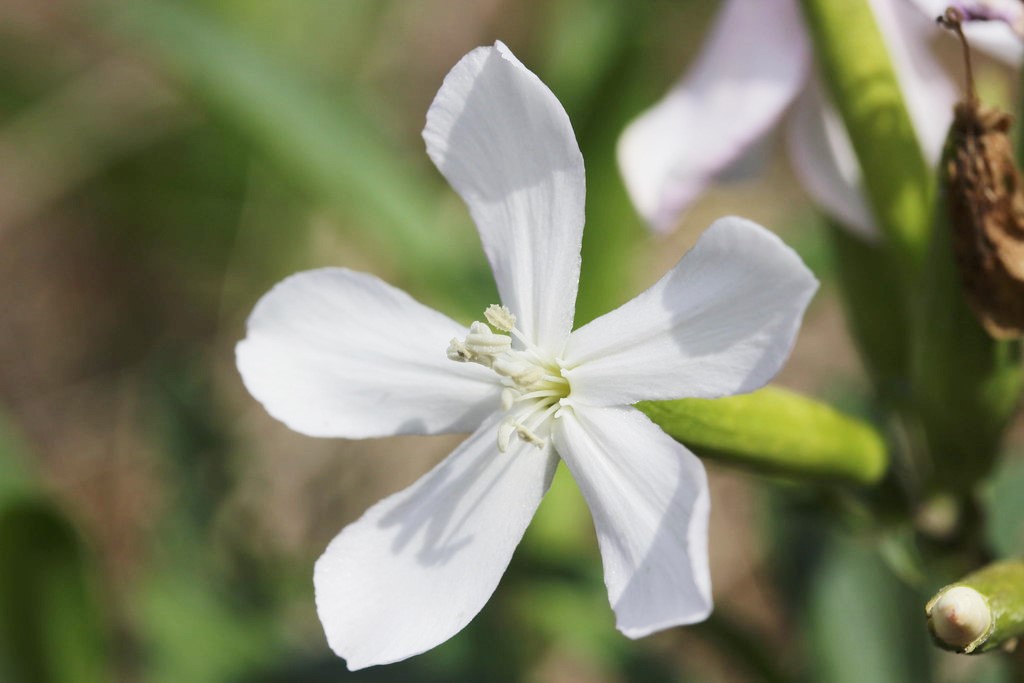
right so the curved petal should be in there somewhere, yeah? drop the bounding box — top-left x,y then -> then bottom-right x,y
236,268 -> 501,438
314,414 -> 559,670
423,41 -> 584,356
553,405 -> 711,637
907,0 -> 1023,64
785,82 -> 878,238
616,0 -> 810,232
871,0 -> 957,164
562,217 -> 818,406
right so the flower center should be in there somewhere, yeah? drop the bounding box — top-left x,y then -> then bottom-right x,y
447,304 -> 570,452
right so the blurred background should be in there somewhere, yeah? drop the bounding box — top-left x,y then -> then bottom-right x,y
0,0 -> 1022,681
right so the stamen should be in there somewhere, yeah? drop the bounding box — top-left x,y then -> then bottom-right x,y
523,401 -> 561,433
465,321 -> 511,359
492,357 -> 545,387
515,389 -> 564,402
447,305 -> 571,455
497,421 -> 516,453
484,304 -> 516,332
501,388 -> 519,411
447,338 -> 472,362
514,421 -> 545,448
508,326 -> 532,347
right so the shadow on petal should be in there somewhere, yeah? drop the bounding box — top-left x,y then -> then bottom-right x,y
612,452 -> 712,636
375,415 -> 552,568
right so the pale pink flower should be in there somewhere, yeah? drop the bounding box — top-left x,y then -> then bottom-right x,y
618,0 -> 960,239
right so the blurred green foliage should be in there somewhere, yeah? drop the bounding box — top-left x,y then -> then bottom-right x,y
0,499 -> 111,683
985,455 -> 1024,559
806,538 -> 931,683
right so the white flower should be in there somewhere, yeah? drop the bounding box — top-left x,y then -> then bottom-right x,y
236,41 -> 818,670
617,0 -> 960,239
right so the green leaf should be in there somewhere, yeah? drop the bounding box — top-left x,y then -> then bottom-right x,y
640,386 -> 888,485
798,0 -> 933,272
0,499 -> 111,683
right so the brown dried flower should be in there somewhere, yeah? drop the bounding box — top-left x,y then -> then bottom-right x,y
941,8 -> 1024,339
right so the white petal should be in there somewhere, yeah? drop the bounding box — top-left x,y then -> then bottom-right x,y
617,0 -> 810,232
871,0 -> 957,165
236,268 -> 500,438
553,405 -> 711,637
562,217 -> 818,406
423,41 -> 584,356
785,82 -> 878,238
314,414 -> 558,669
907,0 -> 1024,63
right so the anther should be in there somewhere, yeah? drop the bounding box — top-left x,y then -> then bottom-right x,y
492,357 -> 545,388
501,388 -> 519,411
497,421 -> 516,453
447,338 -> 472,362
464,321 -> 511,361
484,304 -> 516,332
515,422 -> 545,448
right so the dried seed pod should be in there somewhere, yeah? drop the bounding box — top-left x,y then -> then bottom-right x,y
945,102 -> 1024,338
941,8 -> 1024,339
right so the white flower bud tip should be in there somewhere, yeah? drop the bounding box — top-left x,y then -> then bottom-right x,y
929,586 -> 992,649
484,304 -> 516,332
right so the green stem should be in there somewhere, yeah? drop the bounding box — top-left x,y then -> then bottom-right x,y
640,387 -> 888,485
826,222 -> 910,405
926,560 -> 1024,654
798,0 -> 933,273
